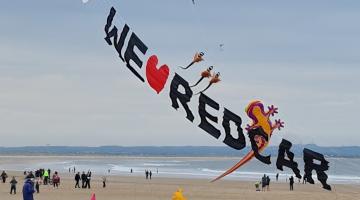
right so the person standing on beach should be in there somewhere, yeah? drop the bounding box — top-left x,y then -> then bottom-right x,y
102,176 -> 107,188
35,180 -> 40,193
10,176 -> 17,194
86,171 -> 91,189
39,169 -> 44,181
149,171 -> 152,180
302,176 -> 307,184
145,170 -> 149,179
255,181 -> 260,191
1,170 -> 8,183
266,176 -> 270,191
26,171 -> 35,179
81,172 -> 87,188
35,170 -> 40,179
289,176 -> 294,191
52,171 -> 60,188
22,179 -> 35,200
75,172 -> 81,188
276,173 -> 279,181
261,174 -> 266,192
43,170 -> 49,185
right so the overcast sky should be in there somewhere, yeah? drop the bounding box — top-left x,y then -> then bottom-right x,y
0,0 -> 359,147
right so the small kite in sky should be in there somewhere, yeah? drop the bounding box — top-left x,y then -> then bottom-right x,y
219,44 -> 224,51
190,66 -> 213,87
195,72 -> 220,94
179,52 -> 204,70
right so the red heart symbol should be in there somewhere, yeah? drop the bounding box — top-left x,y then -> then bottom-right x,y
146,55 -> 170,94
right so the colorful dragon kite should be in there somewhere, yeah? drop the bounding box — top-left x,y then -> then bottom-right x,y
211,100 -> 284,182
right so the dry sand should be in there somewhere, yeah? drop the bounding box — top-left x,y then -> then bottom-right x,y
0,171 -> 359,200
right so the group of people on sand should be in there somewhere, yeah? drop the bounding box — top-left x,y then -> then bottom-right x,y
260,174 -> 271,191
74,171 -> 92,189
1,168 -> 61,200
2,171 -> 18,195
255,173 -> 298,192
145,170 -> 153,180
25,168 -> 60,189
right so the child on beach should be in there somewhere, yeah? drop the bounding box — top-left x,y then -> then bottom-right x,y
35,180 -> 40,193
255,182 -> 260,191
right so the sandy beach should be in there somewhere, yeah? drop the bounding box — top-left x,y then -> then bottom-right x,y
0,170 -> 359,200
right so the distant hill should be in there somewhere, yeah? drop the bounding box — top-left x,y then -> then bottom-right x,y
0,145 -> 359,157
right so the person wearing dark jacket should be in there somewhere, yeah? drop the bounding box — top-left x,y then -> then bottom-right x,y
289,176 -> 294,191
261,174 -> 266,192
1,171 -> 8,183
22,179 -> 35,200
26,171 -> 35,179
10,176 -> 17,194
81,172 -> 87,188
35,180 -> 40,193
75,172 -> 81,188
102,176 -> 106,188
86,171 -> 91,189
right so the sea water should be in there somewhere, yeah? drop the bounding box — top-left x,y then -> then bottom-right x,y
0,156 -> 359,184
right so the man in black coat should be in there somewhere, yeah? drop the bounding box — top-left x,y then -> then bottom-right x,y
75,172 -> 81,188
81,172 -> 87,188
289,176 -> 294,191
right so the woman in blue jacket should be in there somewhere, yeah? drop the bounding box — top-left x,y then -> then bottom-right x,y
22,179 -> 35,200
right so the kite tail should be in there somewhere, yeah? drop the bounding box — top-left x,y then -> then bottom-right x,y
195,83 -> 212,95
178,62 -> 195,70
190,77 -> 205,87
211,151 -> 255,182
